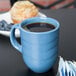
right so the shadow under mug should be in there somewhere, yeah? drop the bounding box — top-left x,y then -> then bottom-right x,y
10,17 -> 60,73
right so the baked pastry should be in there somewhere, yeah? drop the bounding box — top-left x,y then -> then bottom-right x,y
10,1 -> 38,24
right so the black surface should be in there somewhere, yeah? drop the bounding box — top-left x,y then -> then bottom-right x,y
0,9 -> 76,76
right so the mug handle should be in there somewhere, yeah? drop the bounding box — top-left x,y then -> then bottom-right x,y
10,24 -> 22,53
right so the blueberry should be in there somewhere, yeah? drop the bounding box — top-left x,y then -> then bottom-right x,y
0,21 -> 5,30
0,20 -> 14,31
0,22 -> 4,28
6,23 -> 14,30
0,20 -> 9,30
5,27 -> 10,31
1,20 -> 8,28
6,25 -> 12,31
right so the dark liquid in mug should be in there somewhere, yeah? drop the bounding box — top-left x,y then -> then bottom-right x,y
23,23 -> 55,32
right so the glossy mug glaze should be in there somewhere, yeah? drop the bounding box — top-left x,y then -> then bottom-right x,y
10,17 -> 60,73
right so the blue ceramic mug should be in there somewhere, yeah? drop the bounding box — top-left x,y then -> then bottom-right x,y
10,17 -> 60,73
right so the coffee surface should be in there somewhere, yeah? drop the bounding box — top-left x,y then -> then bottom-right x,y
23,22 -> 55,32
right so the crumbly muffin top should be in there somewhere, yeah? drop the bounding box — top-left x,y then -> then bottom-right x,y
10,1 -> 38,22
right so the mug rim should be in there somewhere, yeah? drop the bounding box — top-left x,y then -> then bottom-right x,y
20,17 -> 60,34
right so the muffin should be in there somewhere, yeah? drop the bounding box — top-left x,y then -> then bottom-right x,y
10,1 -> 38,24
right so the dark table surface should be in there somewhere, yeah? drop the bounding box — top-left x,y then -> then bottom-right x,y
0,9 -> 76,76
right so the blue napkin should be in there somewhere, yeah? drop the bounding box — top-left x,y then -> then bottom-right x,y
56,56 -> 76,76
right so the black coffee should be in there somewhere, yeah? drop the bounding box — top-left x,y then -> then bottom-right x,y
23,22 -> 55,32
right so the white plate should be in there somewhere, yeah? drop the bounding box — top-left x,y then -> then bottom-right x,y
0,12 -> 47,37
